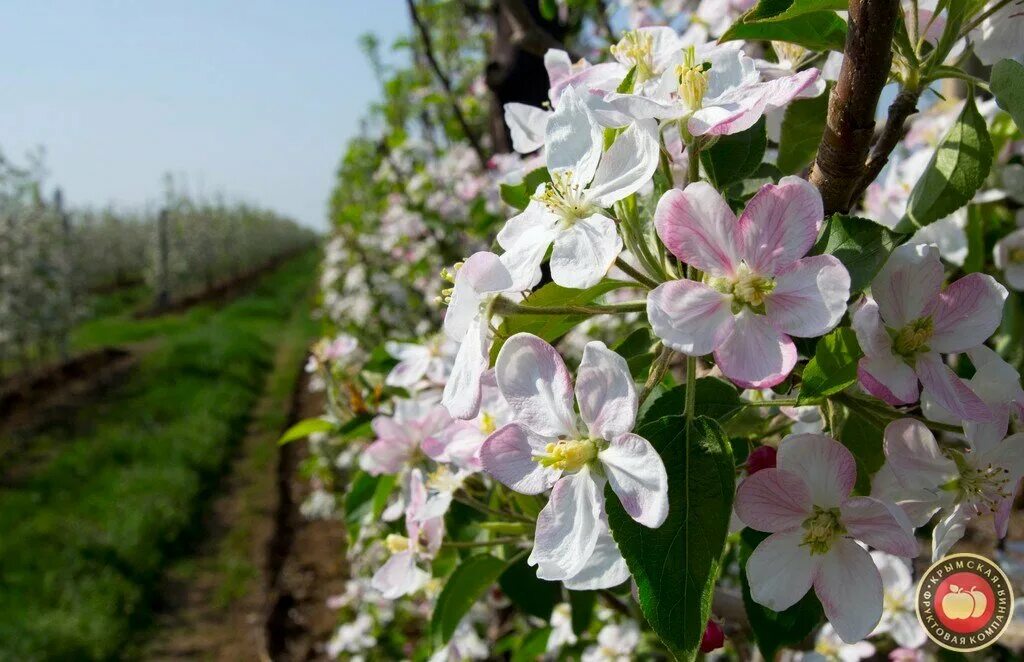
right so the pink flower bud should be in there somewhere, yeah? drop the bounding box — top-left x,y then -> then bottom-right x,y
746,445 -> 777,475
700,619 -> 725,653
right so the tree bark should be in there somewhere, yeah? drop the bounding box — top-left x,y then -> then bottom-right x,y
809,0 -> 902,215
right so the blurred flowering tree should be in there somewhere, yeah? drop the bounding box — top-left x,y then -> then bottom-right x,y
301,0 -> 1024,659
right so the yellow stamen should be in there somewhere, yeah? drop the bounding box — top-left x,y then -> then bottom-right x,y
535,439 -> 597,471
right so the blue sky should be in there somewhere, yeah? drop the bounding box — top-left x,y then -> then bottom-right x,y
0,1 -> 411,230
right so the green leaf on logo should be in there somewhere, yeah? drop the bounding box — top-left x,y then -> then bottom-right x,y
606,415 -> 734,660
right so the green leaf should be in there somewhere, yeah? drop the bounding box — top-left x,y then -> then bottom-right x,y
640,377 -> 742,423
721,7 -> 847,52
539,0 -> 557,20
372,473 -> 397,519
511,628 -> 552,662
777,84 -> 830,174
431,554 -> 512,645
500,167 -> 551,211
991,59 -> 1024,132
614,327 -> 657,379
906,94 -> 993,228
811,213 -> 902,293
798,328 -> 863,403
606,416 -> 734,660
740,528 -> 823,660
617,66 -> 638,94
278,417 -> 334,445
344,471 -> 380,524
490,279 -> 633,362
337,413 -> 374,442
962,205 -> 985,274
839,409 -> 885,495
499,556 -> 561,620
569,590 -> 597,636
744,0 -> 847,21
700,118 -> 767,188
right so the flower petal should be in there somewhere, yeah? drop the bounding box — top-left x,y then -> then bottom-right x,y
735,468 -> 813,532
530,470 -> 604,580
714,309 -> 797,389
545,86 -> 604,187
766,254 -> 851,337
926,273 -> 1008,353
496,333 -> 578,438
562,520 -> 630,590
647,279 -> 734,356
653,182 -> 740,276
746,529 -> 819,612
577,341 -> 637,439
480,423 -> 561,495
371,551 -> 428,600
550,213 -> 622,289
496,201 -> 558,290
587,119 -> 660,208
858,355 -> 920,406
841,496 -> 918,557
776,433 -> 856,508
599,432 -> 669,528
442,315 -> 489,419
916,351 -> 992,422
814,538 -> 883,643
871,243 -> 942,328
882,418 -> 957,491
504,102 -> 550,154
738,176 -> 823,276
690,68 -> 822,137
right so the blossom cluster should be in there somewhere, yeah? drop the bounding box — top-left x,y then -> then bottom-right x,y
304,1 -> 1024,659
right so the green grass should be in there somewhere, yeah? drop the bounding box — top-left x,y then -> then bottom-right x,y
0,251 -> 319,661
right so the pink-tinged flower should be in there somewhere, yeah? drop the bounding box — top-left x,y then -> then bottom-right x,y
648,178 -> 850,388
921,345 -> 1024,451
440,252 -> 519,420
384,335 -> 454,390
606,39 -> 821,136
995,227 -> 1024,291
969,0 -> 1024,65
870,551 -> 926,649
427,372 -> 511,470
370,470 -> 443,599
497,88 -> 659,290
797,624 -> 876,662
872,418 -> 1024,560
735,433 -> 918,643
853,243 -> 1007,422
359,399 -> 451,476
307,334 -> 360,372
480,333 -> 668,582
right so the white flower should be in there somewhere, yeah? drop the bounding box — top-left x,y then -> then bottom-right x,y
384,335 -> 454,389
480,333 -> 668,583
498,87 -> 659,290
796,623 -> 875,662
582,621 -> 641,662
995,227 -> 1024,291
870,551 -> 927,648
546,603 -> 578,653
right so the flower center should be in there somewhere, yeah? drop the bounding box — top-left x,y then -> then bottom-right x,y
479,411 -> 497,435
385,533 -> 410,553
534,438 -> 597,471
610,30 -> 655,83
884,588 -> 911,615
533,171 -> 594,224
801,506 -> 845,555
428,465 -> 462,493
675,46 -> 709,111
891,317 -> 934,358
1009,247 -> 1024,265
436,261 -> 463,305
772,41 -> 806,66
708,263 -> 775,313
951,451 -> 1013,515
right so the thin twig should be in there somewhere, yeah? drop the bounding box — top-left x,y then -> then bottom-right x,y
614,256 -> 660,289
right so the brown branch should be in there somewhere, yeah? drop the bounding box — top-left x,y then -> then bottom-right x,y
809,0 -> 902,215
849,86 -> 923,204
405,0 -> 489,166
497,0 -> 578,60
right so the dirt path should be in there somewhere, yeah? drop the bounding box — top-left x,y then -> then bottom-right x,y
141,328 -> 347,660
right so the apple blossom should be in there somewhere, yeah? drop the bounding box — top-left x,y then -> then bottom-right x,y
995,227 -> 1024,291
797,624 -> 876,662
853,243 -> 1007,421
480,333 -> 668,582
735,433 -> 918,642
969,0 -> 1024,65
582,621 -> 641,662
360,399 -> 452,477
384,335 -> 454,390
546,603 -> 579,653
870,551 -> 926,649
370,470 -> 443,599
498,87 -> 659,290
440,251 -> 520,420
606,38 -> 822,136
874,418 -> 1024,559
648,177 -> 850,388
